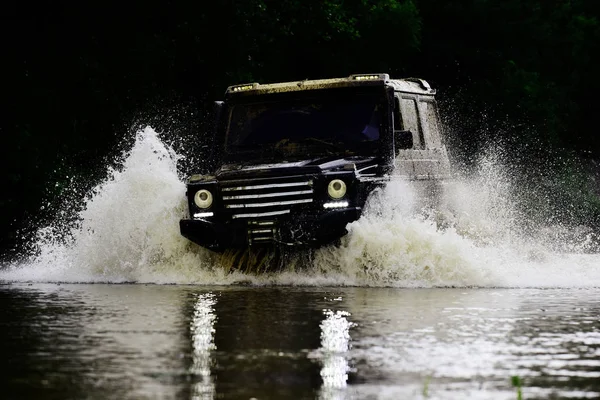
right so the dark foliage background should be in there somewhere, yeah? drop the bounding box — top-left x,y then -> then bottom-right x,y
2,0 -> 599,256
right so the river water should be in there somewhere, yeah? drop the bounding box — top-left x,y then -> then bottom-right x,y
1,284 -> 599,399
1,128 -> 600,399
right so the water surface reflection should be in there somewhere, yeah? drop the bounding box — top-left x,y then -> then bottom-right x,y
189,293 -> 216,400
314,309 -> 355,400
0,284 -> 598,399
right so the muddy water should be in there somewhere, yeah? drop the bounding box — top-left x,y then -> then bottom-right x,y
1,283 -> 598,400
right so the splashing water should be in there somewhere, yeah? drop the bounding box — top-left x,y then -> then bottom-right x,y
1,126 -> 599,287
2,127 -> 225,283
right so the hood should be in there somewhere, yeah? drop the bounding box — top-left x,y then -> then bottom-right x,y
216,155 -> 379,180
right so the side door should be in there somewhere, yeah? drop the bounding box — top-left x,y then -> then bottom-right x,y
393,92 -> 451,179
394,94 -> 424,150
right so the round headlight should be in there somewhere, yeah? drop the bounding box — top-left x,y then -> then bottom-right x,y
194,189 -> 213,209
327,179 -> 347,199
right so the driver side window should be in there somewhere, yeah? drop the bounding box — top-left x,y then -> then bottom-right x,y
397,96 -> 423,149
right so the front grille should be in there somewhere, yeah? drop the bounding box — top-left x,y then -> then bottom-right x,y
220,176 -> 314,220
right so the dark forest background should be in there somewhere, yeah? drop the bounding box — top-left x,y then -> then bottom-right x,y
2,0 -> 600,257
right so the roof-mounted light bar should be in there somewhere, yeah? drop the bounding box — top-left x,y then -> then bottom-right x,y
228,82 -> 259,93
349,73 -> 389,81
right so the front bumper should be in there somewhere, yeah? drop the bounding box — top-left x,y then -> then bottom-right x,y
180,208 -> 361,252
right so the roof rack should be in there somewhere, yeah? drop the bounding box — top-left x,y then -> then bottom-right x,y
405,78 -> 432,90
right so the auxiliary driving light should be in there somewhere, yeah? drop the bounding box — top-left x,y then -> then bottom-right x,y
193,212 -> 214,219
194,189 -> 213,209
323,201 -> 349,209
327,179 -> 347,199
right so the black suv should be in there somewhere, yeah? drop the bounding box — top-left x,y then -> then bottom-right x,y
180,74 -> 451,251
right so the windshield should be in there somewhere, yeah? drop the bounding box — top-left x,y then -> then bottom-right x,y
225,90 -> 384,161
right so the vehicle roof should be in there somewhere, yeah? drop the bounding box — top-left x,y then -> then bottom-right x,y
225,74 -> 436,99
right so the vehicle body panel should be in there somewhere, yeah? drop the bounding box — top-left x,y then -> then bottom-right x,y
180,74 -> 451,252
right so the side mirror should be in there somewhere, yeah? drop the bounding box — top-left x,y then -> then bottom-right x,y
395,130 -> 413,153
213,101 -> 224,124
206,101 -> 225,170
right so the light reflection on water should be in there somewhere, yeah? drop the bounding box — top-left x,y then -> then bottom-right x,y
346,289 -> 600,399
190,293 -> 216,400
314,309 -> 356,400
0,284 -> 598,399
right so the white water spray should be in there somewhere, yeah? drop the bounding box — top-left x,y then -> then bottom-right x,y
1,126 -> 599,287
2,128 -> 226,283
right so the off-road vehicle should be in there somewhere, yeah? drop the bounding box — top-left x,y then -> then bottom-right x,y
180,74 -> 451,251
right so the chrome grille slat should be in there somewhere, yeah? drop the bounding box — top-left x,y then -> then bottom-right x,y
250,229 -> 273,234
222,181 -> 311,191
225,198 -> 312,208
249,221 -> 275,226
222,189 -> 312,200
220,175 -> 314,222
232,210 -> 291,219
